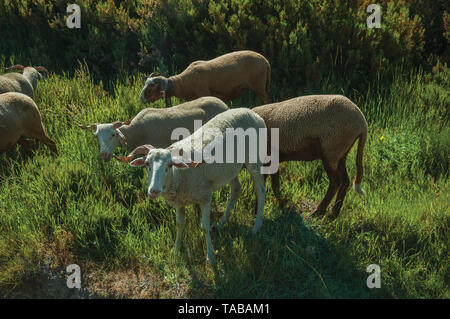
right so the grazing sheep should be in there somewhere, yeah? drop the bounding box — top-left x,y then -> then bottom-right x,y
0,65 -> 49,98
252,95 -> 367,219
0,92 -> 57,153
140,50 -> 271,107
115,108 -> 267,264
79,96 -> 228,162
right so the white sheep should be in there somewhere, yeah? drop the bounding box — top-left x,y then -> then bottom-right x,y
252,95 -> 367,219
115,108 -> 267,264
140,50 -> 271,107
0,65 -> 49,98
0,92 -> 57,153
79,96 -> 228,161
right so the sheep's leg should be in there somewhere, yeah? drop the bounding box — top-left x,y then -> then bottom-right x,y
174,207 -> 186,251
310,160 -> 340,218
330,157 -> 350,219
25,120 -> 57,153
165,96 -> 172,108
253,174 -> 269,216
200,199 -> 215,264
271,171 -> 281,198
218,177 -> 241,228
253,77 -> 271,104
33,130 -> 57,153
256,92 -> 271,105
246,163 -> 266,234
17,137 -> 35,152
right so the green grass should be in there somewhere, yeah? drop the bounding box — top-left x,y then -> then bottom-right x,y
0,64 -> 448,298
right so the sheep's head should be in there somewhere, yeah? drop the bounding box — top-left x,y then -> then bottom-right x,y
139,73 -> 169,103
79,120 -> 131,162
4,65 -> 49,79
114,145 -> 203,199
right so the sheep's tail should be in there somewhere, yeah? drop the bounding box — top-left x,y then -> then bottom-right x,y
353,130 -> 366,196
265,64 -> 271,94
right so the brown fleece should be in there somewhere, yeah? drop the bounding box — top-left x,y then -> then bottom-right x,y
253,95 -> 368,218
0,92 -> 57,153
146,51 -> 271,105
0,66 -> 46,98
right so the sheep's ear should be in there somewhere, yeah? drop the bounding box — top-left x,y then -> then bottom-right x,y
129,144 -> 155,157
113,155 -> 133,163
130,157 -> 146,167
169,157 -> 189,169
78,124 -> 97,130
169,156 -> 202,169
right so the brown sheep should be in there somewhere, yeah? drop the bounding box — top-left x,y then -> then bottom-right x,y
140,50 -> 271,107
0,92 -> 57,153
252,95 -> 367,219
0,64 -> 49,98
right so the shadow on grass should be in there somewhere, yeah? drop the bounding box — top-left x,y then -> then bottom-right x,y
184,204 -> 385,298
0,142 -> 58,182
0,147 -> 34,181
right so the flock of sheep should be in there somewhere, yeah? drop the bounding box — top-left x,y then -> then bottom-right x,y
0,50 -> 368,264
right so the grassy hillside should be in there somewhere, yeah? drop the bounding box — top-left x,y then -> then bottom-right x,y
0,64 -> 448,298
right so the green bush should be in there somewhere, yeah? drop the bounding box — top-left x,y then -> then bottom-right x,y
1,0 -> 444,95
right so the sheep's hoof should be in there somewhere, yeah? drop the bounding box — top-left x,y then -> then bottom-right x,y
218,219 -> 228,229
171,245 -> 182,255
252,222 -> 262,234
274,196 -> 288,207
206,256 -> 216,265
327,211 -> 340,221
309,209 -> 326,219
211,220 -> 227,231
210,221 -> 220,231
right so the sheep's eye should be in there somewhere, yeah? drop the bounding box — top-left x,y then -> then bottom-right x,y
111,133 -> 115,137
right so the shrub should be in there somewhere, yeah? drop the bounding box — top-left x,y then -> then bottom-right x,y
0,0 -> 442,95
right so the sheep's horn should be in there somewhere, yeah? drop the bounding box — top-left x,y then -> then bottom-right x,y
4,65 -> 25,72
113,144 -> 155,163
112,121 -> 125,129
113,155 -> 134,163
129,144 -> 155,156
78,124 -> 98,130
111,118 -> 132,128
140,72 -> 155,78
123,117 -> 133,125
34,66 -> 49,76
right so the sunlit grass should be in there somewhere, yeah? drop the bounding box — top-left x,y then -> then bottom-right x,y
0,64 -> 448,298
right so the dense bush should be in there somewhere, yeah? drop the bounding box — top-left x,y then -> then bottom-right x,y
0,2 -> 448,299
0,0 -> 447,95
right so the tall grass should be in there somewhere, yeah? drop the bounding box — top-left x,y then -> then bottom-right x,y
0,64 -> 448,298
